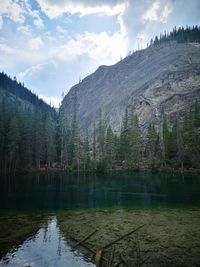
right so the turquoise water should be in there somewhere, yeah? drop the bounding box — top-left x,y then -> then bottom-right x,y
0,171 -> 200,211
0,172 -> 200,266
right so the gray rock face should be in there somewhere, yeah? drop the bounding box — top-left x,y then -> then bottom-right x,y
61,42 -> 200,133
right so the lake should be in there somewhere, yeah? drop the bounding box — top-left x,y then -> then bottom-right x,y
0,171 -> 200,266
1,171 -> 200,211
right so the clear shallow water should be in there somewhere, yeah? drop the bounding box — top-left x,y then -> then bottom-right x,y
0,216 -> 94,267
0,172 -> 200,266
0,172 -> 200,211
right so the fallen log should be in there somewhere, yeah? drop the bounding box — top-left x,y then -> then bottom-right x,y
72,230 -> 98,249
103,224 -> 146,250
107,246 -> 115,267
95,248 -> 103,267
70,236 -> 95,254
70,236 -> 109,264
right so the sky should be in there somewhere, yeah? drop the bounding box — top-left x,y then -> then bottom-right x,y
0,0 -> 200,107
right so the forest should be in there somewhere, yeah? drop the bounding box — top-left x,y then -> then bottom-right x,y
0,90 -> 200,174
0,25 -> 200,174
150,25 -> 200,46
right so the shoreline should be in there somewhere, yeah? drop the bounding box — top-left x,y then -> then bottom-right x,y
1,166 -> 200,176
58,208 -> 200,267
0,208 -> 200,266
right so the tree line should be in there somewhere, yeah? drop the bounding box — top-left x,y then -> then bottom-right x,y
0,96 -> 200,174
0,72 -> 55,113
0,98 -> 57,174
150,25 -> 200,47
59,100 -> 200,172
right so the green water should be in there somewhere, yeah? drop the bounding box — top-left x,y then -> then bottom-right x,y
0,172 -> 200,266
1,171 -> 200,211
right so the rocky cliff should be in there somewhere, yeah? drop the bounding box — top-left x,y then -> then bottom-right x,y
61,42 -> 200,133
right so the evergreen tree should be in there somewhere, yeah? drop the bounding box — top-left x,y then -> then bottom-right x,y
105,126 -> 115,170
146,123 -> 158,169
120,108 -> 131,163
70,100 -> 80,170
183,109 -> 200,168
168,120 -> 178,165
59,110 -> 69,169
7,117 -> 20,172
0,100 -> 5,173
130,114 -> 143,169
177,118 -> 184,170
44,114 -> 56,167
162,114 -> 170,166
97,109 -> 105,162
92,121 -> 97,161
33,110 -> 43,169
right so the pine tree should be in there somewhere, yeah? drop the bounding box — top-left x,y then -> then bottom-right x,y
162,114 -> 170,166
120,108 -> 131,163
168,120 -> 178,166
97,109 -> 105,162
7,116 -> 20,172
59,110 -> 69,169
105,125 -> 115,170
0,100 -> 5,173
177,118 -> 184,170
130,114 -> 143,169
83,129 -> 90,171
44,114 -> 56,167
70,100 -> 80,170
146,122 -> 158,169
92,121 -> 96,160
183,109 -> 200,168
33,110 -> 43,169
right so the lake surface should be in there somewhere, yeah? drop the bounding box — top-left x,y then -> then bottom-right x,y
0,171 -> 200,211
0,216 -> 94,267
0,172 -> 200,266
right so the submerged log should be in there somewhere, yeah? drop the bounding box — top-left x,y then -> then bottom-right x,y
72,229 -> 98,249
95,248 -> 103,267
107,246 -> 115,267
70,236 -> 109,264
70,235 -> 95,254
103,224 -> 146,250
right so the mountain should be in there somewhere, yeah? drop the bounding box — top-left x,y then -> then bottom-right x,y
61,42 -> 200,134
0,72 -> 55,115
0,73 -> 58,174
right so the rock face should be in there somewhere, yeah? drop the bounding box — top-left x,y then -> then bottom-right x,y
61,42 -> 200,133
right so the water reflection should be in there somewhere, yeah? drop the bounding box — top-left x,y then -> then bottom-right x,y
0,172 -> 200,211
0,216 -> 94,267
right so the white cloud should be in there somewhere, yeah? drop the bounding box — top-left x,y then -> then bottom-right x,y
39,94 -> 61,107
36,0 -> 127,18
34,17 -> 44,29
52,31 -> 127,64
28,37 -> 43,50
18,63 -> 45,80
142,2 -> 160,22
142,1 -> 172,23
0,16 -> 3,29
120,0 -> 179,50
17,25 -> 32,36
0,43 -> 15,54
24,0 -> 44,28
18,60 -> 57,80
57,25 -> 68,36
0,0 -> 25,24
44,31 -> 57,41
160,4 -> 172,23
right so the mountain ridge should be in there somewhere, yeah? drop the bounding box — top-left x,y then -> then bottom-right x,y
61,42 -> 200,133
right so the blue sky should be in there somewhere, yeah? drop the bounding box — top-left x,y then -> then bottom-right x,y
0,0 -> 200,107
